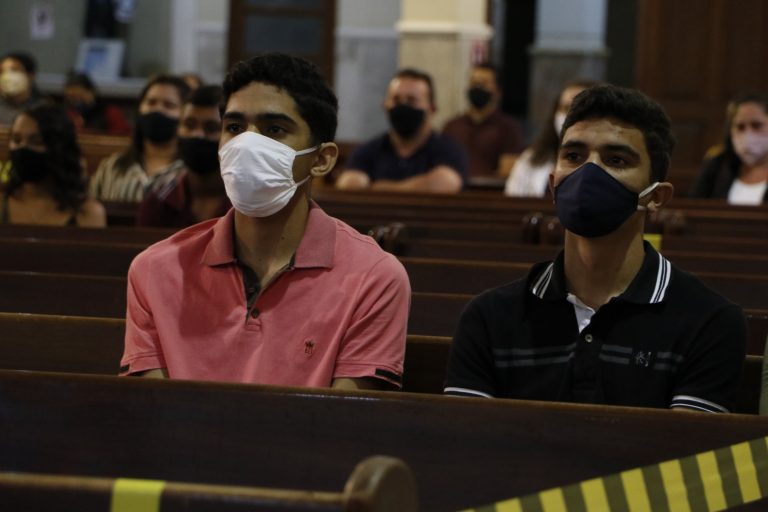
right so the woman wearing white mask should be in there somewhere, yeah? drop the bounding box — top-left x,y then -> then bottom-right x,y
504,80 -> 598,197
691,93 -> 768,204
0,52 -> 41,126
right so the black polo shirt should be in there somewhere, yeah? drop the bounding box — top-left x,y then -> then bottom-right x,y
444,242 -> 747,412
346,131 -> 468,183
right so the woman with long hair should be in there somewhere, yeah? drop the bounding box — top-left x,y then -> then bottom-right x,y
1,103 -> 105,226
504,80 -> 598,197
89,74 -> 190,202
690,92 -> 768,204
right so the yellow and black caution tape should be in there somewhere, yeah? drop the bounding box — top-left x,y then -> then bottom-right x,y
110,478 -> 165,512
643,233 -> 662,251
462,436 -> 768,512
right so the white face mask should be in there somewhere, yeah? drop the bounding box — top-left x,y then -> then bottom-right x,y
218,131 -> 318,218
732,131 -> 768,167
553,111 -> 566,136
0,70 -> 28,97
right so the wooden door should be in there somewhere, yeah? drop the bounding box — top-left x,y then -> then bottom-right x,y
227,0 -> 336,83
635,0 -> 768,192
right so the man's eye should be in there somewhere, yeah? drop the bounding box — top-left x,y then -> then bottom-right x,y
265,125 -> 286,136
225,122 -> 242,134
563,152 -> 582,162
607,156 -> 628,167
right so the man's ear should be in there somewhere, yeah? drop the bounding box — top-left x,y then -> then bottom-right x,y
645,182 -> 674,212
310,142 -> 339,178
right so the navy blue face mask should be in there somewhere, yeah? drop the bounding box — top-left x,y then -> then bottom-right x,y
554,162 -> 659,238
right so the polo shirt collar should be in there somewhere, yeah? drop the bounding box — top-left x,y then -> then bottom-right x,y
201,201 -> 336,269
530,241 -> 671,305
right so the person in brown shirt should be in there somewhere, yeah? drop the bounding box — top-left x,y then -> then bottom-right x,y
442,63 -> 525,179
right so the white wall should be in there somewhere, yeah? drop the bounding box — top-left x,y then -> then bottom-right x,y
334,0 -> 400,142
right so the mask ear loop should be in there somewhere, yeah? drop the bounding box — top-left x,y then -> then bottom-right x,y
636,182 -> 660,211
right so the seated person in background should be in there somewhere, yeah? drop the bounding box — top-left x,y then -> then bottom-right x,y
690,92 -> 768,204
122,53 -> 410,390
1,103 -> 105,226
442,62 -> 524,179
0,52 -> 42,125
63,72 -> 131,135
137,85 -> 230,228
505,80 -> 597,197
181,72 -> 204,92
335,68 -> 467,193
446,85 -> 746,412
89,75 -> 190,202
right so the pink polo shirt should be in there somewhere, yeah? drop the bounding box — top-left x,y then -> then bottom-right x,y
121,202 -> 410,388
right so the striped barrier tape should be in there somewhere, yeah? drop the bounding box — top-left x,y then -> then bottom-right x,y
111,478 -> 165,512
462,435 -> 768,512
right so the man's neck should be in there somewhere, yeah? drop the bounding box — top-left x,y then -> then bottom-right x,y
5,90 -> 31,106
389,125 -> 432,159
233,191 -> 310,282
563,219 -> 646,310
467,105 -> 495,124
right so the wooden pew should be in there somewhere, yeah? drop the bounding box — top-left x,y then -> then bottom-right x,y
0,312 -> 761,414
0,456 -> 418,512
0,311 -> 449,387
0,223 -> 173,245
1,370 -> 767,510
2,270 -> 766,355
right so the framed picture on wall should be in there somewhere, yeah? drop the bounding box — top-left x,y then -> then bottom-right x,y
75,38 -> 124,81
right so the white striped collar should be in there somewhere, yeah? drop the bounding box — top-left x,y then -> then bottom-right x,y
528,242 -> 672,304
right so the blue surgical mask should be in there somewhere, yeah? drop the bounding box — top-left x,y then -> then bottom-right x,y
554,162 -> 659,238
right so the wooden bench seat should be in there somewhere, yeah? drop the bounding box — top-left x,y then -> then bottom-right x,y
1,370 -> 767,510
0,312 -> 761,414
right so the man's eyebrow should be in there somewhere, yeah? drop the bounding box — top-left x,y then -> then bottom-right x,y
221,110 -> 298,127
602,143 -> 641,159
560,140 -> 641,160
560,140 -> 586,150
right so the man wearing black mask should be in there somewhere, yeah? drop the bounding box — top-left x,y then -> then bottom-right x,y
445,85 -> 746,413
443,63 -> 524,180
137,85 -> 230,228
336,68 -> 467,193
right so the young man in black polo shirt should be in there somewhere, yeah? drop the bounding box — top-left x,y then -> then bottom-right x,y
445,85 -> 746,412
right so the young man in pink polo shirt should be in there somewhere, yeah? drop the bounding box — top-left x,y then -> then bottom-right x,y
121,54 -> 410,390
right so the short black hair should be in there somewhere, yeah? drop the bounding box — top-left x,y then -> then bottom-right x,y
1,51 -> 37,75
7,103 -> 85,211
222,53 -> 338,143
562,85 -> 675,182
188,84 -> 222,108
394,68 -> 435,108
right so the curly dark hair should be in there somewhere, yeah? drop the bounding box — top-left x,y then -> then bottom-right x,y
562,85 -> 675,182
222,53 -> 338,143
114,74 -> 190,173
6,103 -> 85,211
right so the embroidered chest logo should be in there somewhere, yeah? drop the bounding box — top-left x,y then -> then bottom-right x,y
633,350 -> 653,368
304,339 -> 315,356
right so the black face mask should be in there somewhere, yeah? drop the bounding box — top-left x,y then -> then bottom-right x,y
467,87 -> 493,109
10,147 -> 49,183
138,111 -> 179,144
388,104 -> 426,139
177,137 -> 220,176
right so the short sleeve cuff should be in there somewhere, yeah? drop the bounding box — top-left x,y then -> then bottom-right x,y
670,394 -> 729,413
334,362 -> 403,388
444,386 -> 494,398
120,353 -> 166,376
